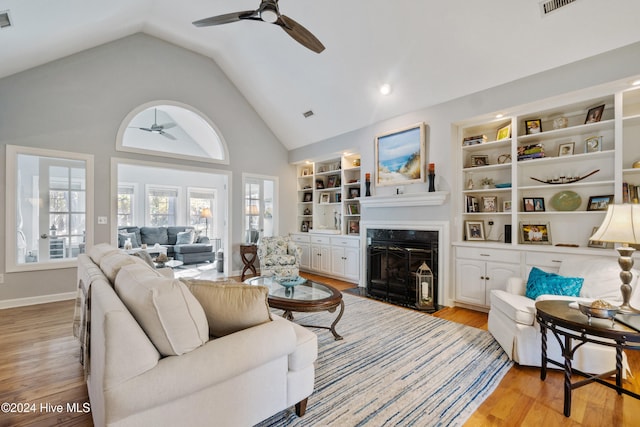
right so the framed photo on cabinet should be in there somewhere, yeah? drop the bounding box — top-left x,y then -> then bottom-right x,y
496,123 -> 511,140
558,142 -> 575,156
481,196 -> 497,212
585,136 -> 602,153
525,119 -> 542,134
465,220 -> 485,241
585,104 -> 605,124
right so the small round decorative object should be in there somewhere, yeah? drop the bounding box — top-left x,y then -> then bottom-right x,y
633,160 -> 640,169
579,301 -> 618,325
550,190 -> 582,211
274,276 -> 306,288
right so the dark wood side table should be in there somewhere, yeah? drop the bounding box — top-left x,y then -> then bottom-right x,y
240,244 -> 258,281
535,300 -> 640,417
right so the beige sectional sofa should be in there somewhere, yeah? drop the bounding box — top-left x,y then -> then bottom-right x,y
74,243 -> 317,427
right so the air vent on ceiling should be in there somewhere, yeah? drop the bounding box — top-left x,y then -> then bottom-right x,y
303,110 -> 314,118
0,10 -> 11,28
540,0 -> 576,15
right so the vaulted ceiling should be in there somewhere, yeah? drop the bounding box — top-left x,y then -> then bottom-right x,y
2,0 -> 640,149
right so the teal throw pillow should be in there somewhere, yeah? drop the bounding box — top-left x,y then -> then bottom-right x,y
525,267 -> 584,300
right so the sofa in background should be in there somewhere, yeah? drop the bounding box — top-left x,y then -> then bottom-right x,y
118,226 -> 215,264
74,243 -> 317,427
488,256 -> 640,375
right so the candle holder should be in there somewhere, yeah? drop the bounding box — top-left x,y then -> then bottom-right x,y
365,173 -> 371,196
428,163 -> 436,192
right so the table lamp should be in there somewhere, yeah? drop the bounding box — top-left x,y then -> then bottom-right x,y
589,204 -> 640,313
200,208 -> 212,237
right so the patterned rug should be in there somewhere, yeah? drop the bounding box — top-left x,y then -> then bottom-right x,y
258,293 -> 512,427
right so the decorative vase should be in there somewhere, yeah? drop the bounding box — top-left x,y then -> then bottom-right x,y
428,173 -> 436,192
365,181 -> 371,197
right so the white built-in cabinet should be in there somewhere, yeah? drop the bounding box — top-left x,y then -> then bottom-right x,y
453,85 -> 640,311
291,233 -> 360,284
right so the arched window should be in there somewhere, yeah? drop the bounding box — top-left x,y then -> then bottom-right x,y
116,101 -> 229,164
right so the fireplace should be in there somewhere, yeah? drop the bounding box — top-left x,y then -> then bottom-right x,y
366,228 -> 439,311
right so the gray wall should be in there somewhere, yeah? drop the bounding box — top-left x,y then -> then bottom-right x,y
0,33 -> 296,303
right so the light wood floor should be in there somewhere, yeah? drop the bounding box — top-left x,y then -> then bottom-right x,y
2,273 -> 640,426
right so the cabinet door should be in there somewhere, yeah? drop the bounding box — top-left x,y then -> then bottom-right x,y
298,243 -> 311,270
331,247 -> 346,276
343,246 -> 360,281
484,262 -> 521,305
455,259 -> 486,306
319,245 -> 332,274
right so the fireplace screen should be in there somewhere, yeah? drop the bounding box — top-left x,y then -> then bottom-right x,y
366,229 -> 438,310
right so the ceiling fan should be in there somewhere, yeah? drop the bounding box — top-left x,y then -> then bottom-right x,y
134,108 -> 176,140
192,0 -> 325,54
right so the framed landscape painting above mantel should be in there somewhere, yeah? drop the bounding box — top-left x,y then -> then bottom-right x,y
375,122 -> 426,187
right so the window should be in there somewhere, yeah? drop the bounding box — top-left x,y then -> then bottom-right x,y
188,188 -> 216,237
117,184 -> 135,226
243,175 -> 277,243
147,186 -> 179,226
5,145 -> 93,271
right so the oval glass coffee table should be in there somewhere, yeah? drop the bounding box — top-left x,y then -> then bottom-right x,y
245,276 -> 344,340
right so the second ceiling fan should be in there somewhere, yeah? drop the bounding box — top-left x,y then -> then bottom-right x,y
193,0 -> 325,54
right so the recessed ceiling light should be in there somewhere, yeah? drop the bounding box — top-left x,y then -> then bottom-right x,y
632,79 -> 640,86
495,113 -> 504,119
379,83 -> 392,96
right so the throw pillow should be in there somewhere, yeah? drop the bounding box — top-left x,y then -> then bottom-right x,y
130,250 -> 155,268
525,267 -> 584,300
118,232 -> 139,248
115,264 -> 209,356
182,279 -> 272,338
176,230 -> 195,245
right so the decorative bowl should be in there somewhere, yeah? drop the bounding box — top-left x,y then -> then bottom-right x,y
495,183 -> 512,188
274,276 -> 307,287
579,302 -> 619,320
550,190 -> 582,211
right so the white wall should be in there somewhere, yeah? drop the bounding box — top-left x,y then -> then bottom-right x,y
0,33 -> 296,303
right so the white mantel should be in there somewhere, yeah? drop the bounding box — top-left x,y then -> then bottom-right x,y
357,191 -> 448,208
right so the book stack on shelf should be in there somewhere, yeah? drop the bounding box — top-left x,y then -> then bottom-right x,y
622,182 -> 640,204
462,134 -> 488,146
517,143 -> 545,161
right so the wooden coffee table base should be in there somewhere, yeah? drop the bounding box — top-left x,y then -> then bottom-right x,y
282,299 -> 345,341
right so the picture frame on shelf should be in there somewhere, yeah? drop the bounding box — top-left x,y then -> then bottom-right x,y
585,104 -> 605,124
348,220 -> 360,235
303,192 -> 312,202
585,136 -> 602,153
327,175 -> 339,188
315,179 -> 325,189
588,226 -> 612,249
301,167 -> 311,176
335,193 -> 341,203
558,142 -> 575,157
523,197 -> 545,212
348,204 -> 359,215
470,154 -> 489,167
520,222 -> 551,245
525,119 -> 542,135
375,122 -> 426,187
496,123 -> 511,140
465,220 -> 485,241
481,196 -> 497,213
503,200 -> 512,212
301,221 -> 310,232
586,194 -> 614,211
349,187 -> 360,199
320,193 -> 331,204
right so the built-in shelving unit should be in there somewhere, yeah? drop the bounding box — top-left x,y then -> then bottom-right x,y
453,87 -> 640,311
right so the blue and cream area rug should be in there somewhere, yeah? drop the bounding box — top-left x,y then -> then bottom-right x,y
258,293 -> 512,427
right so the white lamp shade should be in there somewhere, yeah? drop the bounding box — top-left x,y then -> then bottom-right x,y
590,204 -> 640,244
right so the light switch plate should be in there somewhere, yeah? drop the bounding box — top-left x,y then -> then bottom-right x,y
97,216 -> 108,225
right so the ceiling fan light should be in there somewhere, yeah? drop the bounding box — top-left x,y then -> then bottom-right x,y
379,83 -> 392,96
260,6 -> 278,23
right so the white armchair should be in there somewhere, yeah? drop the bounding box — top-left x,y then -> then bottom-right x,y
488,256 -> 640,375
257,236 -> 302,277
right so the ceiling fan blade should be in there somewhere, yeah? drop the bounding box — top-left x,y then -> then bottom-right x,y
192,10 -> 257,27
139,127 -> 153,133
160,131 -> 176,140
159,122 -> 176,130
277,15 -> 325,53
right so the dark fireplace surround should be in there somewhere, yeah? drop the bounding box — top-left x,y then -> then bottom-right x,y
366,228 -> 439,312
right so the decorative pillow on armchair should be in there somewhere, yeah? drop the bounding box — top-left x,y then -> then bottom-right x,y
176,230 -> 195,245
525,267 -> 584,300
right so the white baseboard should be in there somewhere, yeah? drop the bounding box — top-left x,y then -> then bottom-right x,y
0,291 -> 76,309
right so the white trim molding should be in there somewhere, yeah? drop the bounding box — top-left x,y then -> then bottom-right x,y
358,191 -> 448,208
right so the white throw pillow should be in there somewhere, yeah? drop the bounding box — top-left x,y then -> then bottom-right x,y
115,264 -> 209,356
559,257 -> 639,304
87,243 -> 119,265
100,251 -> 146,283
